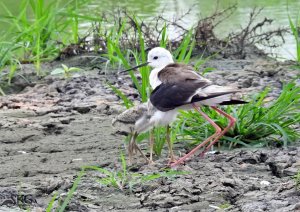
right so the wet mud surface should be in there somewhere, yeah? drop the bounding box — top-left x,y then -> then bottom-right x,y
0,56 -> 299,211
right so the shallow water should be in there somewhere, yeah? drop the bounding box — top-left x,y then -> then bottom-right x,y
1,0 -> 300,59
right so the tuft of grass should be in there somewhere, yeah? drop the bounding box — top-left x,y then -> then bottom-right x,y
152,127 -> 167,156
178,82 -> 300,148
0,0 -> 98,74
83,153 -> 188,191
45,154 -> 188,211
173,29 -> 195,64
159,23 -> 168,48
288,11 -> 300,64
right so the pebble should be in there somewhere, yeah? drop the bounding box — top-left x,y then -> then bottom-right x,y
260,180 -> 271,186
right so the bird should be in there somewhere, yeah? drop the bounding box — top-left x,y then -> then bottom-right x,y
112,100 -> 177,164
112,101 -> 154,164
125,47 -> 246,167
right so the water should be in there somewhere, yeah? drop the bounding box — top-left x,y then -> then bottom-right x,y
1,0 -> 300,60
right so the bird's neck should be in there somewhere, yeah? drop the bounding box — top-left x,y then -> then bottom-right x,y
149,66 -> 165,89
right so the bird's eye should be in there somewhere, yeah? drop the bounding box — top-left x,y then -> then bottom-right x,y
153,56 -> 158,60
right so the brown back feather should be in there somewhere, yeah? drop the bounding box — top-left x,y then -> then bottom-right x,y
158,63 -> 210,84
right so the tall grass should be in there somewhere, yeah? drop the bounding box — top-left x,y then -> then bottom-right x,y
288,11 -> 300,64
0,0 -> 98,74
178,82 -> 300,148
287,4 -> 300,65
173,29 -> 196,63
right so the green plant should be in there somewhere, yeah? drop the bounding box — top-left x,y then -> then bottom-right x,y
0,0 -> 98,74
219,203 -> 231,209
102,19 -> 150,102
294,170 -> 300,190
45,169 -> 85,212
83,153 -> 187,191
173,29 -> 195,64
152,127 -> 167,156
51,64 -> 82,78
45,154 -> 187,211
103,20 -> 129,68
288,11 -> 300,64
178,82 -> 300,148
107,84 -> 134,109
159,23 -> 168,48
0,87 -> 5,96
46,192 -> 57,212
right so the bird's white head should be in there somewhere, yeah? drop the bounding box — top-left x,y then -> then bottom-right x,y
147,47 -> 174,68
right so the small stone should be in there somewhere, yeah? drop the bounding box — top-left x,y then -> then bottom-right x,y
288,151 -> 297,156
260,180 -> 271,186
283,167 -> 298,176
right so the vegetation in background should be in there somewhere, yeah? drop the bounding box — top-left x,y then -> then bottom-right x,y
0,0 -> 98,74
288,12 -> 300,65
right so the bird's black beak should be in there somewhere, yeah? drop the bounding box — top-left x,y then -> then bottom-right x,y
119,62 -> 149,73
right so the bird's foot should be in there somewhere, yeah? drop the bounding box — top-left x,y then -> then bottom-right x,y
168,153 -> 193,167
198,151 -> 206,158
169,160 -> 184,168
167,155 -> 178,166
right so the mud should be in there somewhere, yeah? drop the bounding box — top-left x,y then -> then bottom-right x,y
0,56 -> 299,211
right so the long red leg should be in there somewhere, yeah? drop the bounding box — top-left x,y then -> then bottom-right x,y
199,106 -> 236,157
170,104 -> 221,167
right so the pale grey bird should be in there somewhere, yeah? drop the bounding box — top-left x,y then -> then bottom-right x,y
112,101 -> 156,164
112,100 -> 177,165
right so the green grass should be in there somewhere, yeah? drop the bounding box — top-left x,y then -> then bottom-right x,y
46,169 -> 85,212
173,29 -> 196,64
0,0 -> 99,74
288,11 -> 300,64
103,16 -> 151,102
83,153 -> 187,191
46,154 -> 187,212
294,170 -> 300,190
177,82 -> 300,148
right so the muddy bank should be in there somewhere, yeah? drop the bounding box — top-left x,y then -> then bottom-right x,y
0,56 -> 299,211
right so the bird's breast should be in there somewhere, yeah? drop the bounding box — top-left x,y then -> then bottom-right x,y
149,68 -> 162,89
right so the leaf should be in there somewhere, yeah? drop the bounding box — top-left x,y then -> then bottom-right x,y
201,67 -> 215,76
50,68 -> 65,75
58,169 -> 85,212
68,67 -> 82,72
107,83 -> 133,109
61,64 -> 68,71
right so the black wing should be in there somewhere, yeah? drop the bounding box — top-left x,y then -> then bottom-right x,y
150,82 -> 244,112
150,82 -> 210,112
